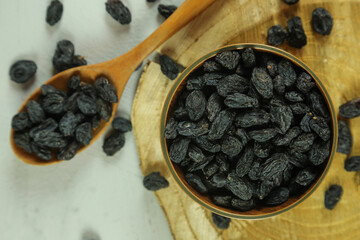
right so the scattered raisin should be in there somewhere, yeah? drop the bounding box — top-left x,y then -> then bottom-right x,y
46,0 -> 63,26
337,120 -> 352,155
324,185 -> 343,210
9,60 -> 37,83
311,8 -> 333,35
211,213 -> 231,229
286,16 -> 307,48
158,4 -> 177,19
143,172 -> 169,191
105,0 -> 131,24
267,25 -> 287,46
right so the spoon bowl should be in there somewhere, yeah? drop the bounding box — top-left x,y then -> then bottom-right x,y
11,0 -> 216,165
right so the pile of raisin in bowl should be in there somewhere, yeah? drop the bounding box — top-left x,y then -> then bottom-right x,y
11,75 -> 117,162
164,47 -> 333,212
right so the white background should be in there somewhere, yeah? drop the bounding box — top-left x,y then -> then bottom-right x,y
0,0 -> 184,239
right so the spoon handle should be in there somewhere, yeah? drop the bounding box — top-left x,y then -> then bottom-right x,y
110,0 -> 216,70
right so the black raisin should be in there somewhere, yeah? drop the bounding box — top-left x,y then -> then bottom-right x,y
258,180 -> 275,200
158,4 -> 177,19
59,111 -> 78,137
339,98 -> 360,118
264,187 -> 290,206
251,67 -> 273,98
96,98 -> 112,122
208,110 -> 235,140
81,83 -> 97,99
235,129 -> 249,146
164,118 -> 178,139
143,172 -> 169,191
241,48 -> 256,68
185,173 -> 208,194
9,60 -> 37,83
286,16 -> 307,48
273,127 -> 301,146
186,77 -> 204,90
32,130 -> 67,148
102,130 -> 125,156
57,140 -> 81,160
224,93 -> 259,109
270,99 -> 293,134
40,85 -> 66,97
185,90 -> 206,121
324,185 -> 343,210
248,158 -> 262,180
266,60 -> 279,77
214,51 -> 240,70
94,77 -> 118,103
112,117 -> 132,132
203,161 -> 219,178
14,131 -> 32,153
226,172 -> 253,200
64,92 -> 80,112
203,59 -> 221,72
311,8 -> 333,35
337,120 -> 352,155
296,72 -> 315,93
344,156 -> 360,171
253,142 -> 271,158
11,112 -> 31,131
159,54 -> 179,80
206,93 -> 222,122
29,118 -> 58,138
309,140 -> 330,165
309,91 -> 329,118
105,0 -> 131,24
273,75 -> 285,95
290,133 -> 316,153
169,138 -> 191,164
188,145 -> 206,163
249,128 -> 278,142
278,59 -> 297,87
285,91 -> 304,102
260,153 -> 288,186
42,93 -> 66,115
203,73 -> 225,86
290,103 -> 310,115
217,74 -> 249,97
52,40 -> 75,71
221,135 -> 243,158
211,213 -> 231,229
75,122 -> 92,145
300,113 -> 313,133
177,119 -> 209,137
267,25 -> 287,46
310,116 -> 331,141
211,195 -> 232,207
46,0 -> 63,26
235,109 -> 270,128
30,142 -> 52,161
91,115 -> 101,129
235,146 -> 254,177
289,150 -> 308,168
77,94 -> 98,115
209,173 -> 227,188
194,135 -> 221,153
68,75 -> 81,91
231,198 -> 255,211
295,168 -> 317,186
215,153 -> 230,172
26,100 -> 45,124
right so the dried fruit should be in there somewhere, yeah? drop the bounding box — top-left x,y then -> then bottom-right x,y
266,60 -> 278,77
186,90 -> 206,121
169,138 -> 191,164
26,100 -> 45,124
278,60 -> 296,87
203,60 -> 221,72
241,48 -> 256,68
143,172 -> 169,191
260,153 -> 288,186
310,116 -> 331,141
209,173 -> 227,188
300,113 -> 313,133
339,98 -> 360,118
337,120 -> 352,155
75,122 -> 92,145
214,51 -> 240,70
158,4 -> 177,19
211,213 -> 231,229
32,130 -> 67,148
311,8 -> 333,35
270,99 -> 293,134
11,112 -> 31,131
41,85 -> 66,97
231,198 -> 255,211
273,127 -> 301,146
31,142 -> 52,161
14,131 -> 32,153
215,153 -> 230,172
249,128 -> 278,142
226,172 -> 253,200
203,162 -> 219,178
77,94 -> 98,115
96,98 -> 112,122
324,185 -> 343,210
208,110 -> 235,140
264,187 -> 290,206
188,145 -> 205,163
46,0 -> 63,26
177,120 -> 209,137
194,135 -> 221,153
221,135 -> 243,157
224,93 -> 259,109
235,109 -> 270,128
102,130 -> 125,156
344,156 -> 360,171
309,140 -> 330,165
296,72 -> 315,93
57,141 -> 81,160
68,75 -> 81,92
217,74 -> 249,97
254,142 -> 271,158
185,173 -> 208,194
235,146 -> 254,177
290,133 -> 316,153
186,77 -> 204,90
29,118 -> 58,138
41,93 -> 66,115
206,93 -> 222,122
290,103 -> 310,115
9,60 -> 37,83
94,77 -> 118,103
164,118 -> 178,139
112,117 -> 132,132
286,16 -> 307,48
211,195 -> 231,207
105,0 -> 131,24
295,168 -> 317,186
267,25 -> 287,46
203,73 -> 225,86
251,67 -> 274,98
285,91 -> 304,102
159,54 -> 179,80
248,158 -> 262,180
59,111 -> 78,137
235,129 -> 249,146
309,91 -> 328,118
52,40 -> 86,72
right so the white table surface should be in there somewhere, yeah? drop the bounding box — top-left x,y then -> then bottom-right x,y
0,0 -> 184,239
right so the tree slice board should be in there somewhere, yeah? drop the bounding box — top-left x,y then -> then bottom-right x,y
131,0 -> 360,239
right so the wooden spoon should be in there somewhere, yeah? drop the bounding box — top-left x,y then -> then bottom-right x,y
11,0 -> 216,165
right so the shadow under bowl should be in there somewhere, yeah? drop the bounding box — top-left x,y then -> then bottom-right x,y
160,43 -> 337,219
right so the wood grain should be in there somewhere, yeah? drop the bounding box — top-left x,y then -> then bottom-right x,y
132,0 -> 360,239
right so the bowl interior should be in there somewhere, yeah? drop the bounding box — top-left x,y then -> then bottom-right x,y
160,43 -> 337,219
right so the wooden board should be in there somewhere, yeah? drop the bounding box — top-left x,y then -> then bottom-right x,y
131,0 -> 360,239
